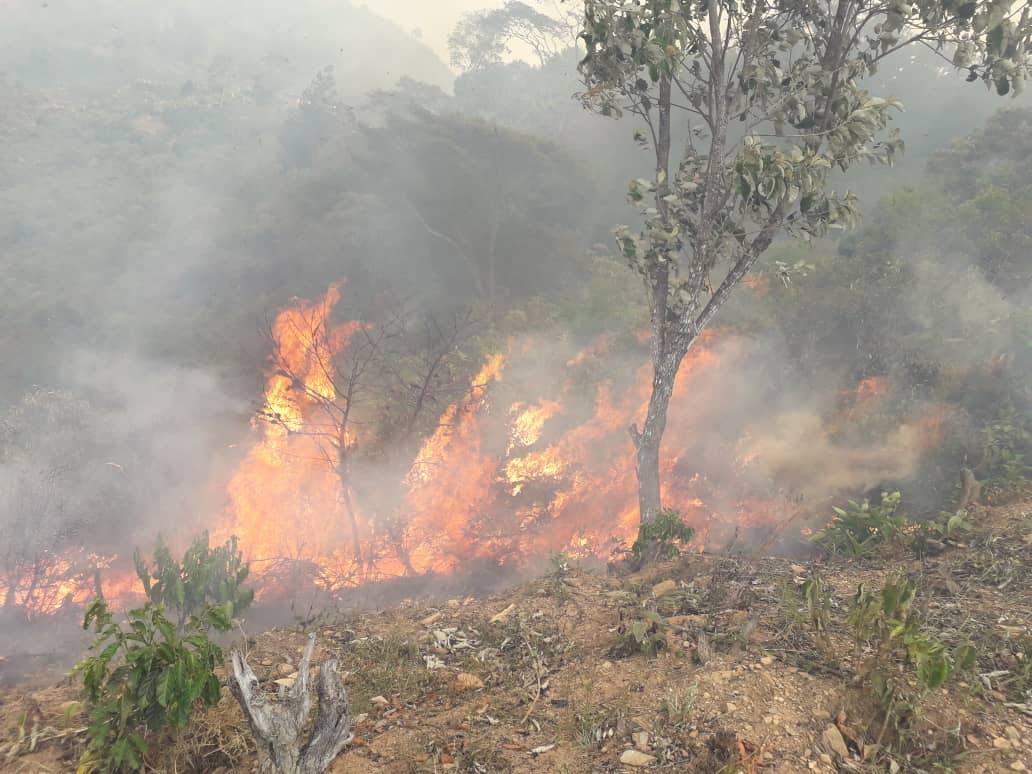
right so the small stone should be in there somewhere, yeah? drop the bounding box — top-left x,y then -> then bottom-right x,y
273,676 -> 296,689
455,673 -> 485,690
1005,726 -> 1021,742
370,695 -> 390,706
725,702 -> 738,713
277,663 -> 295,676
421,611 -> 443,626
791,564 -> 806,574
447,599 -> 461,608
994,737 -> 1013,750
813,709 -> 831,721
620,749 -> 657,767
632,731 -> 650,750
760,655 -> 775,666
820,753 -> 832,764
652,580 -> 678,597
1010,763 -> 1027,772
821,725 -> 850,759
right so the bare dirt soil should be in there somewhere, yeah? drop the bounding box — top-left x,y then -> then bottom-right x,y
2,500 -> 1030,773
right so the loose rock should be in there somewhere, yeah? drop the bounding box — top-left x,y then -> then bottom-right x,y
620,749 -> 658,767
821,725 -> 850,759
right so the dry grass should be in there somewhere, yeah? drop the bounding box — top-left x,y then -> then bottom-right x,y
2,500 -> 1030,773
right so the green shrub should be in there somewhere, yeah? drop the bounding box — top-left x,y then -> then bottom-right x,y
980,405 -> 1031,501
813,491 -> 908,557
619,608 -> 667,657
134,531 -> 254,630
632,508 -> 695,562
778,571 -> 831,639
72,598 -> 230,773
848,574 -> 975,736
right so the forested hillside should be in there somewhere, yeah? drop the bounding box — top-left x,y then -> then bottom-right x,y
0,1 -> 1029,771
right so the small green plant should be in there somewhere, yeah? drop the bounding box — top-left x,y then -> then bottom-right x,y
619,608 -> 667,656
801,572 -> 832,636
72,598 -> 230,773
813,491 -> 908,557
921,509 -> 974,540
660,683 -> 698,726
778,571 -> 831,636
979,405 -> 1031,501
847,574 -> 974,740
134,531 -> 254,630
632,508 -> 695,562
911,509 -> 974,556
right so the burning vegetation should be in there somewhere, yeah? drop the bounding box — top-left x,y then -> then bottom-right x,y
201,282 -> 953,604
0,275 -> 1008,624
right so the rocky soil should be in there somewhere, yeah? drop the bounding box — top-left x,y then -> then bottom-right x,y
2,500 -> 1030,773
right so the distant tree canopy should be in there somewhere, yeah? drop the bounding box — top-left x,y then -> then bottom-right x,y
449,1 -> 578,70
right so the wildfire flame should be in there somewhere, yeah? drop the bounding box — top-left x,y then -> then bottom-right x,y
1,282 -> 958,618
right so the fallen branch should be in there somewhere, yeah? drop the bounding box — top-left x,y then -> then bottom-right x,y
230,633 -> 353,774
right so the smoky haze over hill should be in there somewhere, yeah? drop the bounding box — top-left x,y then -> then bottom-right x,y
0,0 -> 1029,641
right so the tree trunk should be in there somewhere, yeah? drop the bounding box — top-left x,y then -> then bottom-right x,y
633,345 -> 687,524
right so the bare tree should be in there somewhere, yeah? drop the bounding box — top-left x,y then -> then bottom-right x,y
255,294 -> 479,577
0,464 -> 87,618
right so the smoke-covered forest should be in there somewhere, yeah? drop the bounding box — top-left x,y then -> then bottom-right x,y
0,1 -> 1030,772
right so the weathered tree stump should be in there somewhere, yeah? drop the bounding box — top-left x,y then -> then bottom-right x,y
229,633 -> 353,774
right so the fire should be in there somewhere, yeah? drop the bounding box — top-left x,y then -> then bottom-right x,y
9,283 -> 956,620
401,353 -> 507,574
218,284 -> 368,580
0,551 -> 142,620
209,301 -> 830,594
508,400 -> 562,452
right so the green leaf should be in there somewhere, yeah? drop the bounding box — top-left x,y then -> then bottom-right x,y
954,643 -> 977,671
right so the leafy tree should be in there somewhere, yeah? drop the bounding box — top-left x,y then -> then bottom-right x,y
449,1 -> 578,71
575,0 -> 1032,525
134,531 -> 254,631
355,89 -> 590,302
279,66 -> 349,170
73,598 -> 229,773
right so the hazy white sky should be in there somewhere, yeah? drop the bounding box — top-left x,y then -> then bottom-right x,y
372,0 -> 494,66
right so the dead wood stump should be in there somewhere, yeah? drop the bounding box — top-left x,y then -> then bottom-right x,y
229,633 -> 353,774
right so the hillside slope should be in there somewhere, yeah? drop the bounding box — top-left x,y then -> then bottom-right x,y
2,500 -> 1030,773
